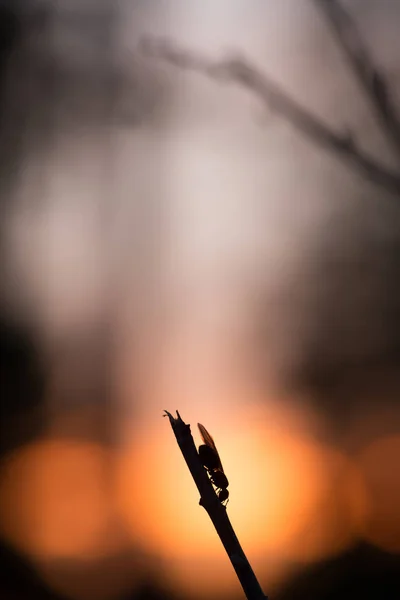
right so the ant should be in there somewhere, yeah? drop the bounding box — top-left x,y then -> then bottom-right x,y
198,423 -> 229,505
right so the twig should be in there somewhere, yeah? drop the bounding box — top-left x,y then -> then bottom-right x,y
140,38 -> 400,197
314,0 -> 400,160
163,410 -> 268,600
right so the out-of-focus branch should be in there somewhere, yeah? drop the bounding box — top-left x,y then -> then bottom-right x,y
314,0 -> 400,161
140,38 -> 400,196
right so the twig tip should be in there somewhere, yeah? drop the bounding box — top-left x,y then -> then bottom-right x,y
163,410 -> 174,422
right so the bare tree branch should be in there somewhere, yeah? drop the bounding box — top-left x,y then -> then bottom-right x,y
140,37 -> 400,196
314,0 -> 400,160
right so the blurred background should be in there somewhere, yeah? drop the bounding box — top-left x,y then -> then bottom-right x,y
1,1 -> 400,599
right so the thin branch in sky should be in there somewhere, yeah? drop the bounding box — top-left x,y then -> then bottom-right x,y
314,0 -> 400,161
140,37 -> 400,197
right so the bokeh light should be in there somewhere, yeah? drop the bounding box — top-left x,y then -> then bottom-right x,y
116,404 -> 370,597
0,438 -> 119,560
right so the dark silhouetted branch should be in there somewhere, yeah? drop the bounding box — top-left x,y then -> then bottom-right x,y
163,410 -> 267,600
314,0 -> 400,160
140,38 -> 400,196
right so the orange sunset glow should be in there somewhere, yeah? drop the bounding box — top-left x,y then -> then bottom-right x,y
0,403 -> 398,599
115,403 -> 370,596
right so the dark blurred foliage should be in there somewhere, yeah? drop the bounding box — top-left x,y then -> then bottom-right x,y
0,538 -> 67,600
0,536 -> 181,600
276,543 -> 400,600
256,179 -> 400,434
0,5 -> 174,598
0,0 -> 22,212
0,0 -> 46,448
0,1 -> 20,73
0,6 -> 40,600
291,234 -> 400,431
0,0 -> 53,213
0,319 -> 46,455
294,197 -> 400,416
0,321 -> 60,594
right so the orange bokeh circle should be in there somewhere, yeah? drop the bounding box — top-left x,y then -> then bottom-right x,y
0,438 -> 118,560
116,409 -> 368,597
